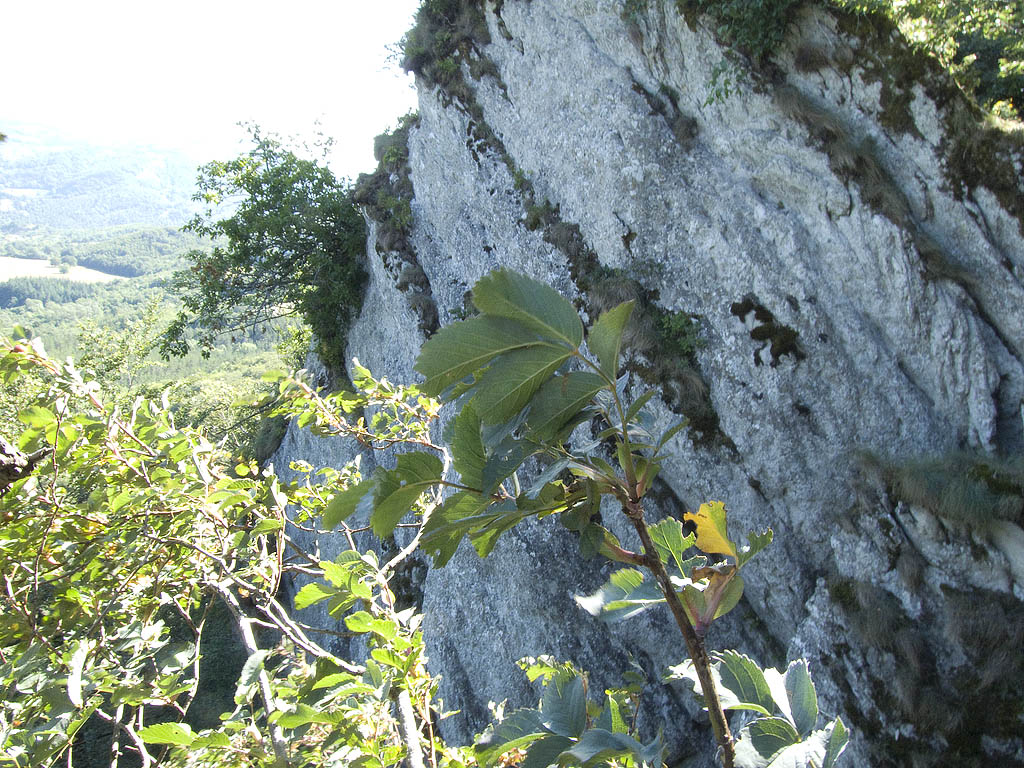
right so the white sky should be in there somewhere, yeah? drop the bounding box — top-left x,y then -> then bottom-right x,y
0,0 -> 421,178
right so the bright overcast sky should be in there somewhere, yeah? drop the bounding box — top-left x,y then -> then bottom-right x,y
0,0 -> 421,178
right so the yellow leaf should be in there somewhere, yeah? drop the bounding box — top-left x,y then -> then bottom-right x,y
683,501 -> 737,559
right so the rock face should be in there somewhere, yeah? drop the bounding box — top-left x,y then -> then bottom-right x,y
274,1 -> 1024,764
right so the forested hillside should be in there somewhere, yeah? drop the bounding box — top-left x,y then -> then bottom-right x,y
0,122 -> 198,232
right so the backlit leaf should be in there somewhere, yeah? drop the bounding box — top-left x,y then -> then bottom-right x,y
370,452 -> 443,538
684,500 -> 737,559
138,722 -> 195,746
452,402 -> 486,489
322,480 -> 374,529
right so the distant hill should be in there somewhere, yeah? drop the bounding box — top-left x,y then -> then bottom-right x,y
0,122 -> 200,232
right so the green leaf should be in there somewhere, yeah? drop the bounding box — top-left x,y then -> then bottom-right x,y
575,568 -> 664,622
421,492 -> 497,566
481,439 -> 531,496
472,269 -> 583,348
19,406 -> 55,428
540,674 -> 586,738
763,729 -> 829,768
716,651 -> 775,716
784,660 -> 818,737
823,718 -> 849,768
526,371 -> 606,440
370,452 -> 443,538
251,518 -> 283,535
138,722 -> 195,746
746,717 -> 801,759
521,734 -> 574,768
322,480 -> 374,529
476,708 -> 546,766
294,582 -> 336,610
345,611 -> 374,633
452,402 -> 486,489
737,528 -> 774,568
276,703 -> 338,728
588,300 -> 635,378
473,345 -> 571,424
560,729 -> 653,767
191,732 -> 232,749
415,315 -> 543,397
647,517 -> 696,575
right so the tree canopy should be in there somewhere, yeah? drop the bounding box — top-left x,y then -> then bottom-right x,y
160,126 -> 367,372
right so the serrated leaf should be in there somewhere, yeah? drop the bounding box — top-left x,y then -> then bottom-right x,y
764,729 -> 830,768
784,660 -> 818,737
526,371 -> 606,440
540,674 -> 586,738
823,717 -> 849,768
322,480 -> 374,529
473,345 -> 571,424
763,667 -> 794,728
138,722 -> 195,746
683,500 -> 737,559
647,517 -> 696,575
472,269 -> 583,348
656,418 -> 688,451
588,300 -> 635,378
370,452 -> 443,538
575,568 -> 664,622
452,402 -> 486,489
415,315 -> 543,397
746,717 -> 801,759
716,651 -> 775,716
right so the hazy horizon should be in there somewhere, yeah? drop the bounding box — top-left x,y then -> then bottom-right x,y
1,1 -> 421,179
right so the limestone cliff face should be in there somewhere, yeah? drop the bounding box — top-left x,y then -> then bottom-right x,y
275,1 -> 1024,764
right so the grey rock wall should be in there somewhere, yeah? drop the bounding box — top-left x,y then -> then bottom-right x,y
274,1 -> 1024,764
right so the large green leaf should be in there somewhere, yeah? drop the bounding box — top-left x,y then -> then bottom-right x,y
560,729 -> 661,768
415,315 -> 543,397
526,371 -> 606,441
473,345 -> 571,424
369,452 -> 443,538
452,402 -> 486,489
472,269 -> 583,348
540,674 -> 586,738
293,582 -> 337,611
588,300 -> 634,378
763,729 -> 829,768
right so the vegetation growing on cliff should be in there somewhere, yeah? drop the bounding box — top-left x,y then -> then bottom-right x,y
0,272 -> 848,768
160,126 -> 367,373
